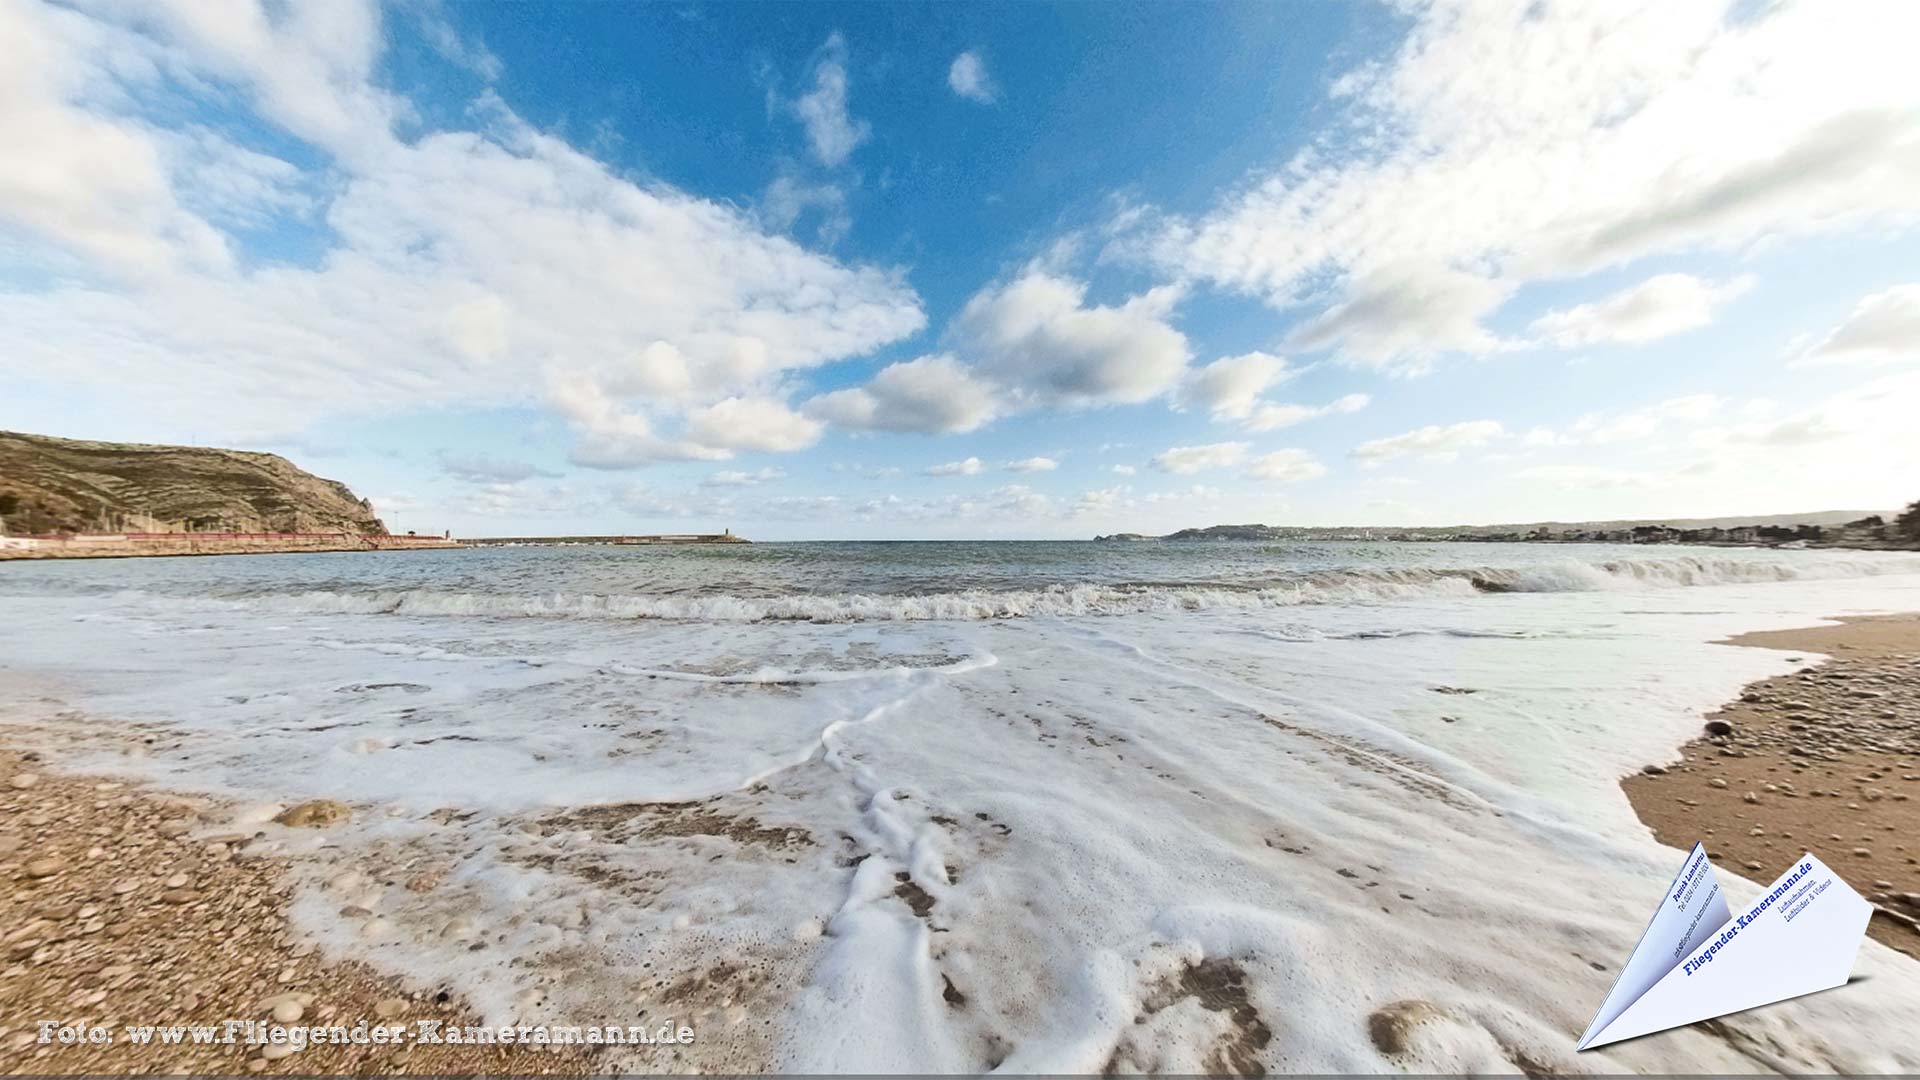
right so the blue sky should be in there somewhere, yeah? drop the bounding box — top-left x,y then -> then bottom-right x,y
4,0 -> 1919,539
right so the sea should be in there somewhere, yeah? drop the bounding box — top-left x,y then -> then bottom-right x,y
4,541 -> 1920,1072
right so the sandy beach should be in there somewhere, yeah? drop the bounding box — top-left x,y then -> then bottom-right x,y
0,747 -> 606,1074
1623,613 -> 1920,957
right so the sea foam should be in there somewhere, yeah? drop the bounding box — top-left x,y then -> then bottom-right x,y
4,545 -> 1920,1072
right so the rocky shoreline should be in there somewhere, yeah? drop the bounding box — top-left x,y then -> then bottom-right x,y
1622,614 -> 1920,957
0,747 -> 595,1074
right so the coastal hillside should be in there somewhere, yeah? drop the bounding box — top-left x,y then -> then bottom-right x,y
0,430 -> 386,536
1099,510 -> 1905,546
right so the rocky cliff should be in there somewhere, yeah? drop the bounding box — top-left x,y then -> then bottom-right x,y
0,430 -> 386,535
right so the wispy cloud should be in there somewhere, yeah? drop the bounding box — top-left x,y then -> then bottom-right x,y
947,51 -> 997,104
1351,421 -> 1504,464
792,32 -> 870,167
925,456 -> 985,477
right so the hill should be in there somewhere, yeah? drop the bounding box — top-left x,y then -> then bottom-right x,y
1095,510 -> 1900,545
0,430 -> 386,536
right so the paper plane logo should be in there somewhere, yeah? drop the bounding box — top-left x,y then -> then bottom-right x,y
1577,844 -> 1872,1049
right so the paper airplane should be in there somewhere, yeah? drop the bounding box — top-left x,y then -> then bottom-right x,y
1578,844 -> 1871,1050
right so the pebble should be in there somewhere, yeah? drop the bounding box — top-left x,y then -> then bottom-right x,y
1854,848 -> 1874,858
9,772 -> 40,790
1708,778 -> 1728,789
273,799 -> 350,828
374,997 -> 408,1019
24,856 -> 63,878
260,1043 -> 297,1061
272,999 -> 305,1023
165,872 -> 189,888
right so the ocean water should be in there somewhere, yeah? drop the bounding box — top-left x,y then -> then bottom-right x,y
4,541 -> 1920,1072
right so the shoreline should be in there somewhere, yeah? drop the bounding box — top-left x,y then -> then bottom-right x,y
0,746 -> 601,1074
1622,613 -> 1920,957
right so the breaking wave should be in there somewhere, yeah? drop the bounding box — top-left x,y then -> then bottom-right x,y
146,552 -> 1920,623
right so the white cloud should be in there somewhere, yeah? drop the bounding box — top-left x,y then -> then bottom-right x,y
1351,420 -> 1504,463
1110,464 -> 1136,476
0,2 -> 924,464
810,272 -> 1191,433
1005,456 -> 1058,473
792,33 -> 869,167
760,174 -> 850,246
1285,265 -> 1514,371
1246,448 -> 1326,483
952,272 -> 1190,408
1180,351 -> 1290,419
1244,392 -> 1370,432
683,397 -> 823,453
703,467 -> 786,487
925,456 -> 984,477
1145,2 -> 1920,373
947,51 -> 997,104
1572,394 -> 1721,445
439,452 -> 557,485
1796,283 -> 1920,366
1529,274 -> 1754,347
803,354 -> 999,434
1151,442 -> 1248,474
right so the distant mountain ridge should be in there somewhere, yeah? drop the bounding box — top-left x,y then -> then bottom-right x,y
1099,510 -> 1895,543
0,430 -> 386,536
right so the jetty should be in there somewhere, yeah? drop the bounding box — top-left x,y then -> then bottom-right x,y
462,531 -> 748,547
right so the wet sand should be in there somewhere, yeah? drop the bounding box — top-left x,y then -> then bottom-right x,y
1623,614 -> 1920,957
0,747 -> 600,1074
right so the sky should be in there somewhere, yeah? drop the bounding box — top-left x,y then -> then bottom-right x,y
4,0 -> 1919,540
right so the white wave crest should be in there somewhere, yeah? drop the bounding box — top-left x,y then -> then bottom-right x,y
148,551 -> 1920,623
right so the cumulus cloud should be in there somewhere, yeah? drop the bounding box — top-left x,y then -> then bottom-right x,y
792,33 -> 869,167
806,272 -> 1190,435
1145,2 -> 1920,372
0,3 -> 923,465
1005,456 -> 1058,473
1796,283 -> 1920,366
1285,265 -> 1514,371
952,272 -> 1190,408
925,456 -> 984,477
1244,393 -> 1370,432
947,51 -> 996,104
683,397 -> 824,453
1351,420 -> 1504,463
1529,274 -> 1754,347
803,355 -> 999,433
1179,351 -> 1291,419
1110,464 -> 1137,476
1245,448 -> 1327,483
1151,442 -> 1248,474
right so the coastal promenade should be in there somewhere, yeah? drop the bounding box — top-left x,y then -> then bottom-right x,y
0,532 -> 460,560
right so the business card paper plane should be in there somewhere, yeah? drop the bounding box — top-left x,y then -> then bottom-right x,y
1578,844 -> 1871,1050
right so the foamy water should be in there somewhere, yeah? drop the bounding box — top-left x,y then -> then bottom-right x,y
3,542 -> 1920,1073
